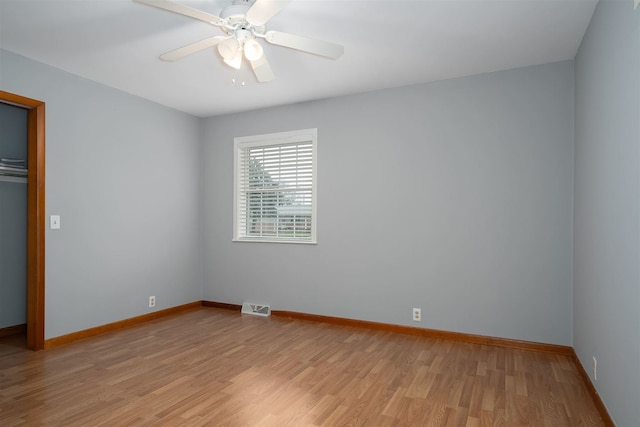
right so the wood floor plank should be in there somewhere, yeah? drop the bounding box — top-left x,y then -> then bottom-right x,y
0,308 -> 606,426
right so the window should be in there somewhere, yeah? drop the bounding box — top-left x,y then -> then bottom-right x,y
233,128 -> 317,244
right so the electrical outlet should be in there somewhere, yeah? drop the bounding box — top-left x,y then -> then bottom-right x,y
593,356 -> 597,381
412,308 -> 421,322
149,296 -> 156,308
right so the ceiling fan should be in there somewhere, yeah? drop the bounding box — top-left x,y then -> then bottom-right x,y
133,0 -> 344,82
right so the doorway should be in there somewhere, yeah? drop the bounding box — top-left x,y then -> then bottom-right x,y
0,90 -> 45,350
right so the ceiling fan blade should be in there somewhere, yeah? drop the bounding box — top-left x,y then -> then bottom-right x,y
133,0 -> 223,26
246,0 -> 292,26
250,54 -> 275,82
265,31 -> 344,59
160,36 -> 227,61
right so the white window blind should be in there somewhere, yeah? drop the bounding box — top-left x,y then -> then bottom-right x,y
234,129 -> 317,243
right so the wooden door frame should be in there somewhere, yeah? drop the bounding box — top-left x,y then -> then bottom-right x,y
0,90 -> 45,350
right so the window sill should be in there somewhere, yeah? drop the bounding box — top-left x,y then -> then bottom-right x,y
232,238 -> 317,245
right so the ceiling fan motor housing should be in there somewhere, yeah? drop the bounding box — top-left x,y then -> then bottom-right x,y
220,1 -> 265,35
221,0 -> 257,21
220,4 -> 250,20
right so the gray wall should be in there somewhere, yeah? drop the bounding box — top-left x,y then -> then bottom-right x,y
203,61 -> 575,345
574,0 -> 640,425
0,49 -> 204,339
0,103 -> 28,328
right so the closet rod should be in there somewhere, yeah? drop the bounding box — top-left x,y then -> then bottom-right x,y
0,165 -> 27,175
0,166 -> 28,184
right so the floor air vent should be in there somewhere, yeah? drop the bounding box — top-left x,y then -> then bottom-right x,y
241,303 -> 271,317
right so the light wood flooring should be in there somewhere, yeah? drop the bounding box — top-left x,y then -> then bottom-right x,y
0,307 -> 604,426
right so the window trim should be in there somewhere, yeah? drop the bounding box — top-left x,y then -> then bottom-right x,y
233,128 -> 317,244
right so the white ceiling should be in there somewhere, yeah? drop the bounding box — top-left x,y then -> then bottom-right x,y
0,0 -> 597,118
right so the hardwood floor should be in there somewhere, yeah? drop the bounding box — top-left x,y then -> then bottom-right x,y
0,308 -> 605,426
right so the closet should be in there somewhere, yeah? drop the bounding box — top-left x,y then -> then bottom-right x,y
0,102 -> 28,339
0,90 -> 45,351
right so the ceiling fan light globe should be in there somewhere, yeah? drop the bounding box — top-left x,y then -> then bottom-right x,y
218,38 -> 240,61
244,39 -> 264,61
224,48 -> 243,70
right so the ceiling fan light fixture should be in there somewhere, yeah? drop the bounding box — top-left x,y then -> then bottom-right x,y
243,39 -> 264,61
218,38 -> 240,61
224,47 -> 243,70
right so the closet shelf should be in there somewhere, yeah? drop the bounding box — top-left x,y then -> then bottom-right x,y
0,165 -> 27,176
0,166 -> 28,184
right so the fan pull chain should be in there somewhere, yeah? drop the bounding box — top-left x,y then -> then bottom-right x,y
231,77 -> 246,88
